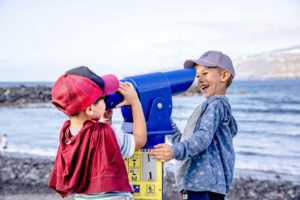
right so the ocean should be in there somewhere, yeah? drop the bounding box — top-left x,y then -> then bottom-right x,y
0,80 -> 300,183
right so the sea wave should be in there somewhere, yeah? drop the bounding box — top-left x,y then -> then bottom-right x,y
236,119 -> 300,127
235,162 -> 300,176
6,146 -> 57,157
235,150 -> 300,159
166,158 -> 300,177
232,108 -> 300,114
237,130 -> 300,137
243,97 -> 300,105
272,131 -> 300,136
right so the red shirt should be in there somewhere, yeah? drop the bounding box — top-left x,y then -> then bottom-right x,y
48,120 -> 133,198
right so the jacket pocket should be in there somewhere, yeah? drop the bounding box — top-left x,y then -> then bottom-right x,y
190,154 -> 216,187
208,150 -> 217,186
199,151 -> 217,187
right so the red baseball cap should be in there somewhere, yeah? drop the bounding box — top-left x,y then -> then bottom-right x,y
52,66 -> 119,115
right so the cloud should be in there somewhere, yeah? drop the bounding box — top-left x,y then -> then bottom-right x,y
240,21 -> 300,37
1,0 -> 300,81
178,20 -> 300,38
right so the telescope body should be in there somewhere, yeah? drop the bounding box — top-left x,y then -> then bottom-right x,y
107,68 -> 197,200
105,68 -> 196,148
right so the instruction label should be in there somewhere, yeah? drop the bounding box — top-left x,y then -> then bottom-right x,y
125,148 -> 164,200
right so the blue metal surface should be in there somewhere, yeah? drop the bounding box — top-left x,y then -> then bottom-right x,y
143,135 -> 165,149
105,68 -> 196,110
163,68 -> 196,96
105,68 -> 196,147
121,72 -> 172,123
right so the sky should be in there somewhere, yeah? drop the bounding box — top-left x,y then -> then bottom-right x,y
0,0 -> 300,81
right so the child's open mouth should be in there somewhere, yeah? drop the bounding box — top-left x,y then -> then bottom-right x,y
201,85 -> 209,92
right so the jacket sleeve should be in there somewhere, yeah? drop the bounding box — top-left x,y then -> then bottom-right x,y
172,100 -> 223,161
167,118 -> 182,145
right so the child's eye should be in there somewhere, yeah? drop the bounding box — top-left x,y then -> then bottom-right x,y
203,73 -> 208,75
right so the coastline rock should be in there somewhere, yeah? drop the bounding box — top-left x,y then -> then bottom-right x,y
0,85 -> 52,107
175,84 -> 202,97
0,84 -> 203,107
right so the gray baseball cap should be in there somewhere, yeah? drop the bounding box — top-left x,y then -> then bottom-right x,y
184,51 -> 235,78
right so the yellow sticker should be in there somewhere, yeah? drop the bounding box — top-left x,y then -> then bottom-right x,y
146,185 -> 155,193
128,154 -> 141,167
128,168 -> 141,182
126,149 -> 164,200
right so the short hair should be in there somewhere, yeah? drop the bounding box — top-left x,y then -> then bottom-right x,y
93,96 -> 105,106
69,96 -> 105,117
226,75 -> 233,88
216,67 -> 233,88
4,134 -> 6,137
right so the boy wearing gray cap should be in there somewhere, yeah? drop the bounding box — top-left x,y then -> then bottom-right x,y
150,51 -> 238,200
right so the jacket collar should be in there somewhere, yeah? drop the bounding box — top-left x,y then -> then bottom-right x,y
62,120 -> 94,145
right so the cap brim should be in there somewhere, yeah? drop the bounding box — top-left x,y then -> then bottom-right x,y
184,59 -> 217,68
101,74 -> 119,96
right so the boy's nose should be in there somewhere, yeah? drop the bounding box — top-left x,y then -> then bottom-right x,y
197,77 -> 204,83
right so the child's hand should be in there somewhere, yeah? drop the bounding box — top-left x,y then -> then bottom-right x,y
150,143 -> 174,163
100,109 -> 113,125
115,82 -> 140,108
117,81 -> 146,150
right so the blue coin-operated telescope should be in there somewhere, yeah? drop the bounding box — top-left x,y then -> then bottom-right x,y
105,68 -> 196,199
106,68 -> 196,147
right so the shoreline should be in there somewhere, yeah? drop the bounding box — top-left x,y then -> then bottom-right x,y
0,84 -> 250,108
1,156 -> 299,200
4,151 -> 300,184
0,84 -> 201,108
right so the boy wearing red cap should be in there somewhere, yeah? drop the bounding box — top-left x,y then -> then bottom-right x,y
48,66 -> 147,200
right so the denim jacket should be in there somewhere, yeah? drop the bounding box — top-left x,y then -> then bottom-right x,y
171,95 -> 238,195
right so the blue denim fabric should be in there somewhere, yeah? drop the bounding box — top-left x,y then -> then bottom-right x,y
171,95 -> 238,195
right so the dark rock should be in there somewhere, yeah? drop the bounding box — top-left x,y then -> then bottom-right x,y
29,94 -> 37,99
4,89 -> 10,96
7,96 -> 17,102
0,85 -> 53,107
176,84 -> 202,97
24,173 -> 40,181
0,95 -> 6,103
1,173 -> 11,183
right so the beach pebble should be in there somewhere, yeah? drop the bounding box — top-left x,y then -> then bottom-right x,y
1,156 -> 300,200
23,173 -> 40,181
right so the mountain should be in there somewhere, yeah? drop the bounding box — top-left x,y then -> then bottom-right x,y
122,45 -> 300,80
233,46 -> 300,80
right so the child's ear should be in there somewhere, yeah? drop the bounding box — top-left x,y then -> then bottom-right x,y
221,70 -> 231,83
86,106 -> 93,116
